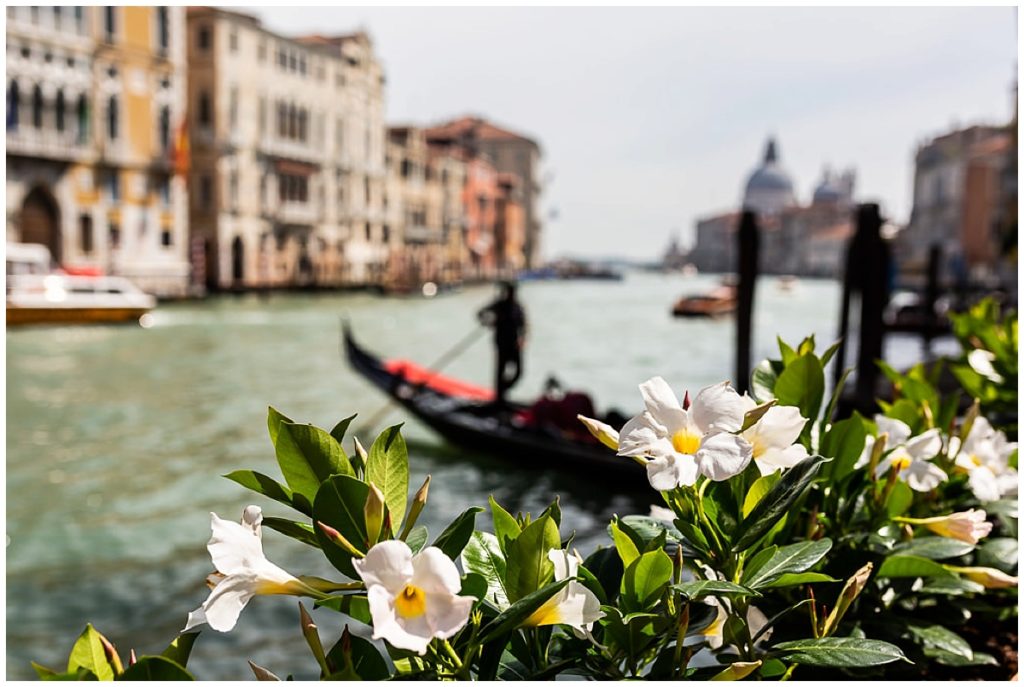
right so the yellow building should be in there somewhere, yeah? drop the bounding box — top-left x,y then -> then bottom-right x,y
6,6 -> 190,296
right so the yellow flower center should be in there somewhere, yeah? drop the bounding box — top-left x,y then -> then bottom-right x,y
891,455 -> 912,472
671,429 -> 701,455
395,584 -> 427,619
968,453 -> 983,467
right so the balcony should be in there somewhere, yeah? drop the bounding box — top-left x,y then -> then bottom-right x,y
275,201 -> 319,226
7,128 -> 96,163
258,135 -> 322,165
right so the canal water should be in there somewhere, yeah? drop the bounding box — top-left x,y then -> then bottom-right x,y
6,272 -> 927,679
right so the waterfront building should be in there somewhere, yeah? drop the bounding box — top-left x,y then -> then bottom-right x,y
6,5 -> 191,297
896,124 -> 1014,285
185,8 -> 387,290
424,116 -> 543,269
689,137 -> 856,277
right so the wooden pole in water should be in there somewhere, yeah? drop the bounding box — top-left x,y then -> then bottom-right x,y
923,243 -> 942,357
853,203 -> 890,410
735,210 -> 759,394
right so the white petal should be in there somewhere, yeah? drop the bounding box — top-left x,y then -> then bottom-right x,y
191,573 -> 259,633
854,435 -> 875,469
968,349 -> 1004,382
968,467 -> 1003,502
208,513 -> 266,576
367,585 -> 431,654
903,461 -> 947,492
424,591 -> 475,639
996,469 -> 1019,498
649,505 -> 676,522
617,412 -> 667,457
905,429 -> 942,460
963,417 -> 995,455
696,433 -> 753,481
548,548 -> 579,581
746,405 -> 807,451
646,453 -> 698,490
738,393 -> 758,413
692,382 -> 745,434
755,444 -> 808,475
638,377 -> 687,430
354,540 -> 414,593
875,416 -> 911,447
411,547 -> 462,595
874,455 -> 895,480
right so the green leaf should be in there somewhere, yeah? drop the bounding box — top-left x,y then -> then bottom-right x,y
774,353 -> 825,423
741,539 -> 832,589
267,406 -> 294,446
977,537 -> 1018,573
820,416 -> 866,480
478,578 -> 573,643
673,580 -> 760,599
762,572 -> 838,588
905,622 -> 973,661
885,480 -> 914,517
67,624 -> 117,681
505,514 -> 560,602
582,546 -> 624,602
314,595 -> 371,625
742,473 -> 779,518
620,549 -> 673,611
927,647 -> 998,667
876,554 -> 956,579
32,663 -> 96,681
263,517 -> 320,548
276,421 -> 354,503
820,340 -> 842,368
330,414 -> 358,445
460,572 -> 489,601
432,506 -> 484,560
405,525 -> 429,554
119,656 -> 194,681
222,470 -> 312,517
732,455 -> 827,551
610,520 -> 640,567
462,531 -> 511,609
161,633 -> 199,669
313,475 -> 370,578
917,577 -> 985,595
365,424 -> 409,534
773,638 -> 908,667
893,537 -> 974,560
821,367 -> 853,427
489,496 -> 522,554
751,359 -> 779,403
778,337 -> 797,365
325,628 -> 389,680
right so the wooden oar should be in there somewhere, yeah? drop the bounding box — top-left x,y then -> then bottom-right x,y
354,324 -> 488,434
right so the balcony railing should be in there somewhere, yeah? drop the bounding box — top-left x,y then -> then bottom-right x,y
7,128 -> 96,162
258,135 -> 322,164
275,201 -> 319,225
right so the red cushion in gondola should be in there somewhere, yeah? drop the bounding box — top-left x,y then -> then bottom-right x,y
383,360 -> 495,401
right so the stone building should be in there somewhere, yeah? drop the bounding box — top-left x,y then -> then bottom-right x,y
896,124 -> 1014,285
689,137 -> 856,277
424,116 -> 543,269
6,5 -> 191,296
185,8 -> 388,290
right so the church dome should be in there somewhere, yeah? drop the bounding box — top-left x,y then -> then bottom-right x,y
742,138 -> 796,215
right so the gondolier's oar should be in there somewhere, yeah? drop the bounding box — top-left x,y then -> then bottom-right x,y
356,324 -> 488,434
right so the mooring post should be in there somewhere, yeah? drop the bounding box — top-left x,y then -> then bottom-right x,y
735,210 -> 759,394
834,215 -> 862,391
923,243 -> 942,357
853,203 -> 890,410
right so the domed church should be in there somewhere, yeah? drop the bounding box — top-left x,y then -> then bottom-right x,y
742,137 -> 797,216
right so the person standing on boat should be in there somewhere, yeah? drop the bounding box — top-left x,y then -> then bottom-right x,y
477,281 -> 527,408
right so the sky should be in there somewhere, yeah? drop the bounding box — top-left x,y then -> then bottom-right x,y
241,5 -> 1016,262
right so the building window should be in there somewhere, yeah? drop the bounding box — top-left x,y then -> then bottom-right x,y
159,176 -> 171,206
198,91 -> 211,127
55,89 -> 65,131
364,223 -> 371,241
156,7 -> 169,54
30,6 -> 39,24
297,109 -> 307,142
6,81 -> 18,131
76,94 -> 88,143
107,171 -> 120,202
199,175 -> 212,210
31,85 -> 43,128
229,29 -> 238,52
257,39 -> 266,61
103,6 -> 115,41
74,6 -> 84,34
258,96 -> 265,135
197,25 -> 211,51
161,229 -> 173,247
229,171 -> 238,209
79,214 -> 93,254
109,223 -> 121,249
228,87 -> 237,127
158,105 -> 170,151
106,95 -> 118,140
382,225 -> 390,243
53,7 -> 62,30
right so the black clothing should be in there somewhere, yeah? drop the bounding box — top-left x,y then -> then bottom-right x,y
478,295 -> 527,405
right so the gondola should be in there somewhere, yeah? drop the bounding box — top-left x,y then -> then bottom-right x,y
343,323 -> 641,482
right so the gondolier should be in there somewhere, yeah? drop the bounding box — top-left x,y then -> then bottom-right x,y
477,281 -> 527,407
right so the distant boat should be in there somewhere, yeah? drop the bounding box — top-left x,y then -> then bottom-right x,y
671,284 -> 737,318
776,275 -> 799,292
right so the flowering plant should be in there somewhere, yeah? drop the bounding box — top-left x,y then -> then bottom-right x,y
33,331 -> 1016,680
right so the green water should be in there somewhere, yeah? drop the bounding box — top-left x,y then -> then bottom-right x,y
7,272 -> 846,680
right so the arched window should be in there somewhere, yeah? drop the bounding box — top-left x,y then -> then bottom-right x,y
156,7 -> 169,53
6,81 -> 19,131
106,94 -> 118,140
55,89 -> 65,132
297,109 -> 307,142
32,84 -> 43,128
287,104 -> 296,139
76,94 -> 88,144
198,91 -> 210,127
159,105 -> 170,150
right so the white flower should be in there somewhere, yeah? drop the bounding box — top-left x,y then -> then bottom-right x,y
184,506 -> 306,633
855,415 -> 912,469
577,414 -> 620,450
649,505 -> 676,522
739,396 -> 808,475
874,429 -> 947,491
524,549 -> 604,638
353,540 -> 475,655
953,417 -> 1019,502
967,349 -> 1005,383
618,377 -> 752,488
912,509 -> 993,545
694,598 -> 770,651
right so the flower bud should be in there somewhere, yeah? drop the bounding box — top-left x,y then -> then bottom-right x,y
299,602 -> 330,676
352,437 -> 368,475
317,521 -> 365,557
364,482 -> 386,546
401,475 -> 431,540
248,661 -> 281,681
98,632 -> 124,675
711,660 -> 761,681
946,565 -> 1018,589
577,415 -> 620,450
899,509 -> 992,545
821,562 -> 872,637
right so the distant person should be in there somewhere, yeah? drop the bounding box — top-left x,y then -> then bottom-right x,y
477,281 -> 527,407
